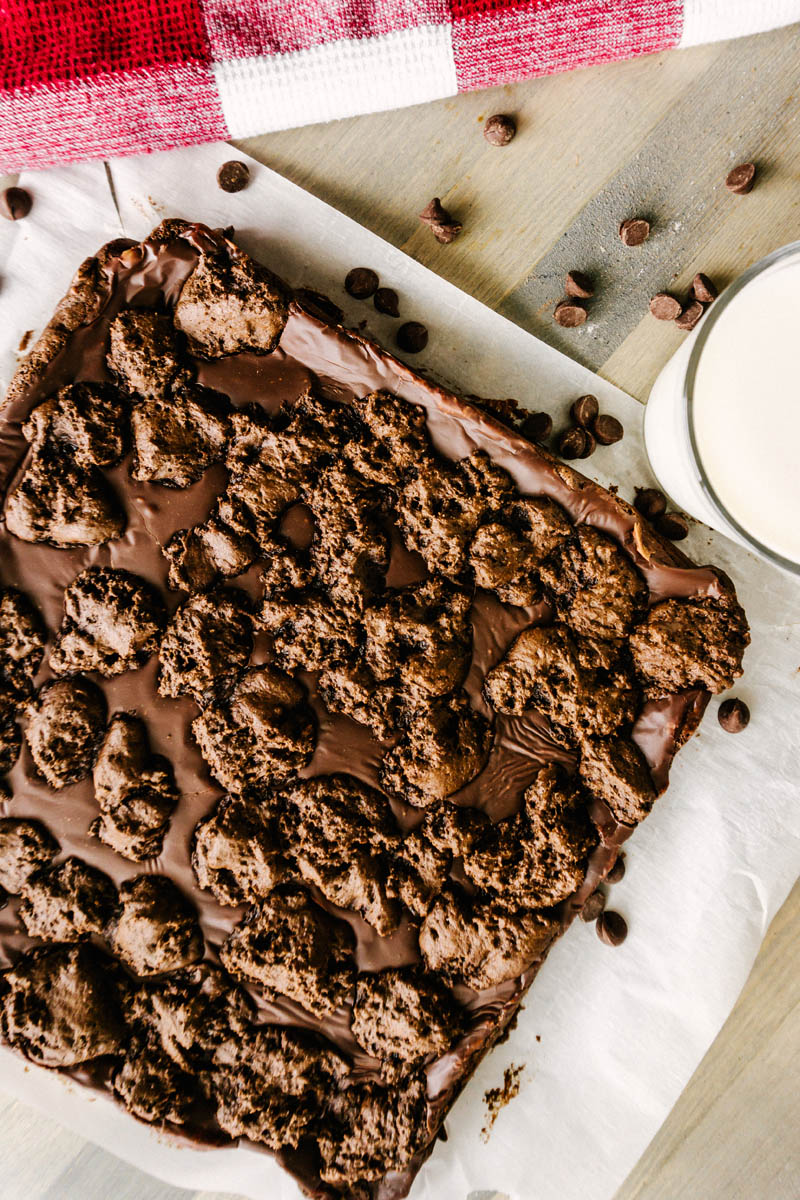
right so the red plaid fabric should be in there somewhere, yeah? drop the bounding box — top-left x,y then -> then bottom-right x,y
0,1 -> 797,170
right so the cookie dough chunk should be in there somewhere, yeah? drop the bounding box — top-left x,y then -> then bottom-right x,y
380,693 -> 492,807
211,1024 -> 346,1150
346,390 -> 430,484
4,446 -> 125,547
463,766 -> 596,906
0,943 -> 125,1067
539,526 -> 647,640
158,589 -> 252,706
91,714 -> 179,861
219,889 -> 354,1017
113,1030 -> 196,1126
193,666 -> 316,792
397,450 -> 513,578
174,247 -> 289,358
317,662 -> 398,741
131,386 -> 231,488
216,410 -> 300,548
364,578 -> 471,698
163,517 -> 258,592
278,775 -> 400,934
192,793 -> 288,906
419,888 -> 558,989
318,1076 -> 428,1186
107,309 -> 186,400
629,592 -> 750,696
351,969 -> 461,1070
482,624 -> 636,744
108,875 -> 204,977
0,700 -> 21,774
22,382 -> 127,468
19,856 -> 117,941
50,566 -> 166,677
0,818 -> 58,893
25,676 -> 107,789
0,587 -> 47,699
578,736 -> 656,824
260,592 -> 357,673
305,463 -> 388,612
386,805 -> 486,919
469,497 -> 571,606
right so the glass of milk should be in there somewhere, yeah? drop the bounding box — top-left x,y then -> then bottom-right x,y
645,241 -> 800,576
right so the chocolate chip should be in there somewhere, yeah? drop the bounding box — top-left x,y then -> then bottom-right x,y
597,910 -> 627,946
565,271 -> 594,299
396,322 -> 428,354
418,198 -> 463,244
634,487 -> 667,520
578,429 -> 596,459
345,267 -> 379,299
520,411 -> 553,442
216,161 -> 250,193
656,511 -> 689,541
570,395 -> 599,427
483,114 -> 516,146
554,301 -> 587,328
606,855 -> 626,884
558,427 -> 587,459
619,218 -> 650,247
295,288 -> 343,326
675,300 -> 704,331
649,293 -> 682,321
593,414 -> 623,445
718,697 -> 750,733
374,287 -> 399,317
0,187 -> 32,221
725,162 -> 756,195
691,273 -> 718,303
580,889 -> 606,922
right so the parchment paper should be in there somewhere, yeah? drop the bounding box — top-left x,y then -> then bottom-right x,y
0,142 -> 798,1200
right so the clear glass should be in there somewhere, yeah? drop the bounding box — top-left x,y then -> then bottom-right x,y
644,240 -> 800,577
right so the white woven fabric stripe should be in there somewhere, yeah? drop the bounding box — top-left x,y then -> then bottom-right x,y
680,0 -> 800,46
214,23 -> 457,138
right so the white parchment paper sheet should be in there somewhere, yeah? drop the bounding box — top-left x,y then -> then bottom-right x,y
0,142 -> 798,1200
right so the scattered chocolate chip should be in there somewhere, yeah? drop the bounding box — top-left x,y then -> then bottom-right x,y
520,411 -> 553,442
295,288 -> 344,326
578,429 -> 596,459
0,187 -> 32,221
483,114 -> 516,146
558,427 -> 588,459
649,293 -> 682,321
216,161 -> 250,193
396,322 -> 429,354
675,300 -> 704,332
345,267 -> 379,299
656,511 -> 689,541
634,487 -> 667,520
718,697 -> 750,733
580,890 -> 606,922
418,198 -> 463,244
374,287 -> 399,317
554,301 -> 587,328
618,218 -> 650,247
565,271 -> 594,299
691,273 -> 718,303
725,162 -> 756,195
570,394 -> 599,427
593,414 -> 623,445
597,910 -> 627,946
606,855 -> 626,884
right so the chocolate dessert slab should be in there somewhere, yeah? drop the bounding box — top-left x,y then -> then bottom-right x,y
0,221 -> 749,1199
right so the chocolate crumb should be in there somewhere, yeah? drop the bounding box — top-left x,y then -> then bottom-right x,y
570,395 -> 599,427
521,411 -> 553,443
718,697 -> 750,733
580,889 -> 606,922
558,427 -> 587,459
1,187 -> 32,221
345,267 -> 379,299
17,331 -> 33,353
482,1063 -> 524,1140
484,114 -> 516,146
374,287 -> 400,317
675,301 -> 704,332
597,910 -> 627,946
649,293 -> 682,321
216,161 -> 250,193
634,487 -> 667,520
656,511 -> 689,541
593,414 -> 623,445
396,322 -> 429,354
554,301 -> 587,328
725,162 -> 756,195
418,198 -> 463,244
691,273 -> 718,303
606,855 -> 626,884
619,218 -> 650,247
565,271 -> 594,299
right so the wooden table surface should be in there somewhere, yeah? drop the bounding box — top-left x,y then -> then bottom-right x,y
1,21 -> 799,1200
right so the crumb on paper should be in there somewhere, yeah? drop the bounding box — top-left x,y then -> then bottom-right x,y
17,330 -> 33,353
481,1063 -> 525,1141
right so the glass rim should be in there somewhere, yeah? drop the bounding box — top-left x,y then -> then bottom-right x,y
683,239 -> 800,577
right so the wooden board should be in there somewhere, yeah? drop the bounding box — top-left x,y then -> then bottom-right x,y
1,20 -> 799,1200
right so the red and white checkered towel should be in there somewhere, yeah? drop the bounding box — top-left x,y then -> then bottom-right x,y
1,1 -> 798,171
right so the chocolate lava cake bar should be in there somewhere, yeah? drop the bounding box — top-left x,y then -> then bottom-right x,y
0,221 -> 749,1198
